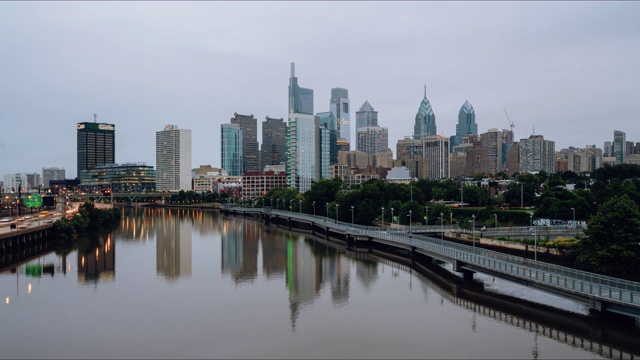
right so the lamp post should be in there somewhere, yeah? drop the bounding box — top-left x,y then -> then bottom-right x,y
529,212 -> 533,227
261,199 -> 264,208
270,198 -> 273,208
471,214 -> 476,252
335,204 -> 339,223
530,212 -> 537,262
494,213 -> 497,229
408,210 -> 412,234
325,202 -> 329,218
391,208 -> 394,226
289,199 -> 292,211
440,212 -> 444,243
571,207 -> 576,229
350,206 -> 354,226
298,200 -> 302,213
381,207 -> 385,226
425,206 -> 429,226
312,201 -> 316,216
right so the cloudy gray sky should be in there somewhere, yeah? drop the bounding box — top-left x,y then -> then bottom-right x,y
1,1 -> 639,179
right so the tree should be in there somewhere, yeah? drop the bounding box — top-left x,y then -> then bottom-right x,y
576,195 -> 640,275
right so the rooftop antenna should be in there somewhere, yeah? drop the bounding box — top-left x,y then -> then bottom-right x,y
94,113 -> 97,123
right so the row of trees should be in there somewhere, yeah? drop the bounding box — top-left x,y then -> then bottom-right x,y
52,202 -> 121,241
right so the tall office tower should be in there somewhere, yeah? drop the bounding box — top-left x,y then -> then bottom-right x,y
519,135 -> 555,174
286,113 -> 319,193
316,122 -> 330,180
613,130 -> 626,164
626,141 -> 635,159
506,142 -> 520,176
450,100 -> 477,150
567,146 -> 603,173
26,173 -> 41,190
221,123 -> 243,176
261,116 -> 287,168
603,141 -> 612,157
422,135 -> 450,180
396,137 -> 423,163
288,62 -> 314,115
42,167 -> 65,189
330,88 -> 350,147
414,85 -> 437,140
316,112 -> 338,164
230,113 -> 260,174
480,129 -> 503,175
355,101 -> 378,129
356,126 -> 388,155
501,128 -> 514,171
156,211 -> 192,281
155,125 -> 192,191
77,122 -> 115,177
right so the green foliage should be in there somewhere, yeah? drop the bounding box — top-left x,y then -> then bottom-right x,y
52,202 -> 121,242
577,195 -> 640,275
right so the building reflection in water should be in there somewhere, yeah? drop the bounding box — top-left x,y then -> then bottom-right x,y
77,234 -> 115,284
220,217 -> 259,283
156,209 -> 192,281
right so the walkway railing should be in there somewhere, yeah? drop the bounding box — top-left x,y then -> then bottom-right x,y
225,206 -> 640,309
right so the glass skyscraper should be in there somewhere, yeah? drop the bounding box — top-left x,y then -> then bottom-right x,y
77,122 -> 115,177
261,116 -> 287,168
355,101 -> 378,129
330,88 -> 350,147
450,100 -> 477,151
288,63 -> 313,115
221,123 -> 243,176
286,114 -> 318,193
413,86 -> 436,139
316,112 -> 338,164
613,130 -> 626,164
231,113 -> 259,174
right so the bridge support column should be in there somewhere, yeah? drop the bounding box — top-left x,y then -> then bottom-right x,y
453,259 -> 475,282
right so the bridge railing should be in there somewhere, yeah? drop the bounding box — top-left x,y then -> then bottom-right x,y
231,206 -> 640,305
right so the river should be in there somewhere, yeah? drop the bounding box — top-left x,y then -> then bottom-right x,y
1,207 -> 639,359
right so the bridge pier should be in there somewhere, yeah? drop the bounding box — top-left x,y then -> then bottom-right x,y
453,259 -> 475,282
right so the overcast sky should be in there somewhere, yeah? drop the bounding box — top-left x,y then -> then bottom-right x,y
1,1 -> 639,179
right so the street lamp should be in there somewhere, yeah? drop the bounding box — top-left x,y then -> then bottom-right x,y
312,201 -> 316,216
335,204 -> 339,223
425,206 -> 429,226
408,210 -> 412,234
298,200 -> 302,213
289,199 -> 293,211
530,212 -> 537,262
493,213 -> 497,229
381,207 -> 385,226
350,205 -> 354,226
391,208 -> 394,226
571,207 -> 576,229
440,212 -> 444,243
471,214 -> 476,251
529,212 -> 533,227
325,202 -> 329,218
270,198 -> 273,208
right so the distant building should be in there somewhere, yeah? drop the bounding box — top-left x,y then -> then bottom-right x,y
330,87 -> 350,148
422,135 -> 450,180
42,167 -> 66,189
555,152 -> 569,173
519,135 -> 555,174
414,85 -> 436,139
79,163 -> 156,193
355,100 -> 378,129
287,113 -> 319,193
231,113 -> 260,174
288,62 -> 313,115
562,145 -> 602,173
356,126 -> 389,155
242,171 -> 287,200
25,173 -> 41,190
480,129 -> 502,175
506,142 -> 520,177
386,166 -> 413,184
316,112 -> 338,164
624,154 -> 640,165
77,121 -> 115,177
221,123 -> 243,176
261,116 -> 287,168
450,100 -> 477,151
156,124 -> 192,191
613,130 -> 626,164
3,173 -> 27,193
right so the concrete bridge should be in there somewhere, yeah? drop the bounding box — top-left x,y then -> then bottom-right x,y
221,205 -> 640,327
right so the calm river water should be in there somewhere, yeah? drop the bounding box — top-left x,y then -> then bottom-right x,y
1,208 -> 639,359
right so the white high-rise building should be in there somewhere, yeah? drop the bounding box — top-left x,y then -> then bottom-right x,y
156,125 -> 192,191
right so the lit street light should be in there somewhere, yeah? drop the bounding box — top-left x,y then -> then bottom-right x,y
381,207 -> 385,226
350,206 -> 355,226
493,213 -> 497,229
391,208 -> 394,226
335,204 -> 339,223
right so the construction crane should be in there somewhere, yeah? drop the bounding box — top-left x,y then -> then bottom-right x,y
503,108 -> 515,134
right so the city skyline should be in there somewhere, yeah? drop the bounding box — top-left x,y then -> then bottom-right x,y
1,2 -> 639,178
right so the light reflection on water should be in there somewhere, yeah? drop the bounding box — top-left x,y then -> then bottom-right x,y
0,208 -> 638,359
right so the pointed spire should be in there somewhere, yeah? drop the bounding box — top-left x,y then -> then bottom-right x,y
424,83 -> 427,98
290,62 -> 295,77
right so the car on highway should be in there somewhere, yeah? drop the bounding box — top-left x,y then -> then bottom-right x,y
0,217 -> 11,223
